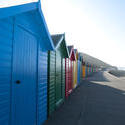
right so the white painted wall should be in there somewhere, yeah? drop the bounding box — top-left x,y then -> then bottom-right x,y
0,0 -> 38,8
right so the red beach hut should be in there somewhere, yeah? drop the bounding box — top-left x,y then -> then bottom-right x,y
65,46 -> 76,97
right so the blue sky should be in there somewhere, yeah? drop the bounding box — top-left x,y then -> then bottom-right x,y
42,0 -> 125,68
1,0 -> 124,67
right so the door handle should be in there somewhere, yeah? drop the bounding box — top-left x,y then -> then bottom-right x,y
16,80 -> 21,84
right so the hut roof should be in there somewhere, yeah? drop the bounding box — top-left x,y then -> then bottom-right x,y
51,34 -> 69,58
51,34 -> 64,48
0,1 -> 54,51
68,46 -> 76,61
74,49 -> 77,54
0,1 -> 39,19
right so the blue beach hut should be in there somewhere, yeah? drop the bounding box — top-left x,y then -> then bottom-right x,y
77,53 -> 81,85
0,1 -> 54,125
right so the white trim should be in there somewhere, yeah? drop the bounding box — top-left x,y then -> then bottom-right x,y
55,35 -> 64,49
0,0 -> 38,8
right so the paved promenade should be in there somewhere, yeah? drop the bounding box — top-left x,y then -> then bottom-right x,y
44,72 -> 125,125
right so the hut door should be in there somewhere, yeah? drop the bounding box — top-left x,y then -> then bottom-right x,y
55,51 -> 62,106
11,25 -> 37,125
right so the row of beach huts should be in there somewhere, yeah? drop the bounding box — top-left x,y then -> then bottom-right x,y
0,1 -> 99,125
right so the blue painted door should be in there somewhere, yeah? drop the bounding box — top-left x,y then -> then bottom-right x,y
12,25 -> 37,125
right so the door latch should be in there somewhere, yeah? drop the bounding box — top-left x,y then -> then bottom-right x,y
16,80 -> 21,84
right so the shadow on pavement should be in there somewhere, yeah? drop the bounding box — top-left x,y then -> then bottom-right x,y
85,72 -> 110,82
44,72 -> 125,125
109,70 -> 125,77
